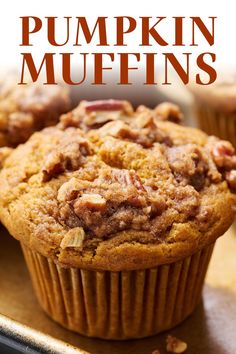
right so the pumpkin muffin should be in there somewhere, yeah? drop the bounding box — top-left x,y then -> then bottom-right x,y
189,74 -> 236,147
0,99 -> 235,339
0,77 -> 71,147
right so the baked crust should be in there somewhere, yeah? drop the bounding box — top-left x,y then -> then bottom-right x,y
0,100 -> 235,271
0,77 -> 71,147
189,73 -> 236,114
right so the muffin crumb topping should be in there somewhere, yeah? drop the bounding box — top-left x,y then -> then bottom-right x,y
0,80 -> 71,147
154,102 -> 183,123
40,100 -> 236,242
225,170 -> 236,191
0,99 -> 236,263
0,147 -> 13,168
42,132 -> 93,182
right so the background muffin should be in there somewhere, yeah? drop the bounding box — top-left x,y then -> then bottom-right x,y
0,100 -> 235,339
0,76 -> 71,147
189,75 -> 236,147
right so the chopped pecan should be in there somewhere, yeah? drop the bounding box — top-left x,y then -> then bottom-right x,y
154,102 -> 183,124
57,177 -> 82,202
136,104 -> 149,113
60,227 -> 85,249
74,194 -> 107,212
211,140 -> 236,170
131,120 -> 172,148
42,136 -> 93,182
166,335 -> 187,353
125,170 -> 146,191
195,205 -> 215,231
98,120 -> 138,140
134,114 -> 157,130
84,99 -> 133,113
57,168 -> 166,237
196,205 -> 213,223
42,151 -> 64,182
111,169 -> 146,192
109,169 -> 149,208
60,100 -> 133,131
98,118 -> 171,148
166,144 -> 208,191
173,185 -> 200,217
225,170 -> 236,191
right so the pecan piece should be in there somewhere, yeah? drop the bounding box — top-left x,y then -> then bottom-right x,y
134,114 -> 157,130
196,205 -> 213,223
125,170 -> 146,192
98,120 -> 139,140
110,169 -> 164,210
225,170 -> 236,191
112,169 -> 146,192
57,177 -> 82,202
166,144 -> 208,191
60,100 -> 133,131
74,194 -> 107,212
211,140 -> 236,170
42,137 -> 92,182
84,99 -> 133,114
166,335 -> 187,353
42,151 -> 64,182
154,102 -> 183,124
60,227 -> 85,249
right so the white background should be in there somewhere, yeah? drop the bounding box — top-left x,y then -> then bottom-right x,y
0,0 -> 235,65
0,0 -> 235,105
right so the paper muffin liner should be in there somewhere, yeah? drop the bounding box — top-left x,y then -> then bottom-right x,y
195,103 -> 236,148
21,242 -> 214,340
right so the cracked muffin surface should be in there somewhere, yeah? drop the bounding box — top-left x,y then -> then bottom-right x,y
0,77 -> 71,147
0,99 -> 235,271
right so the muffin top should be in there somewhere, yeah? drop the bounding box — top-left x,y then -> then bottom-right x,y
0,99 -> 236,271
0,78 -> 71,147
189,72 -> 236,114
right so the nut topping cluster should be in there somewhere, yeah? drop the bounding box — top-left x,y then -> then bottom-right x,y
210,139 -> 236,190
42,132 -> 93,182
60,99 -> 134,131
0,82 -> 71,147
57,168 -> 166,238
37,99 -> 236,245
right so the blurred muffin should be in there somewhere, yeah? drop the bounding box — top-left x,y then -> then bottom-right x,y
0,77 -> 71,147
0,99 -> 235,339
189,75 -> 236,147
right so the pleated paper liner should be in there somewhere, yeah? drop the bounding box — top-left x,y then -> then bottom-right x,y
195,103 -> 236,148
21,242 -> 214,340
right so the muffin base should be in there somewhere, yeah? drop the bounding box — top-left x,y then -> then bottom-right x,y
195,102 -> 236,148
21,243 -> 214,340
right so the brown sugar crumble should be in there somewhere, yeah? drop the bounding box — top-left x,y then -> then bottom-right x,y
0,80 -> 71,147
42,130 -> 93,182
0,99 -> 236,269
43,100 -> 236,242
